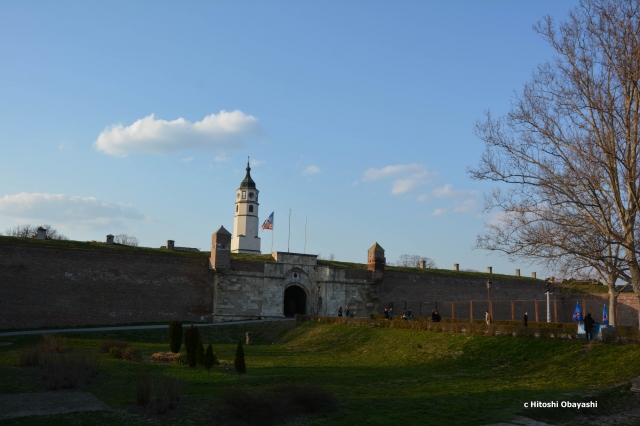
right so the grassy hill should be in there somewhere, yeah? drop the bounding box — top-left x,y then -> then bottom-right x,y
1,322 -> 639,425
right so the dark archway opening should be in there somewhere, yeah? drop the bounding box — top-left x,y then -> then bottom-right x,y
284,285 -> 306,317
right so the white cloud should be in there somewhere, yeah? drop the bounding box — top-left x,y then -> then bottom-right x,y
302,165 -> 321,175
417,194 -> 429,202
431,208 -> 448,217
94,110 -> 263,157
432,184 -> 478,199
362,163 -> 436,195
250,159 -> 266,166
214,153 -> 231,162
0,193 -> 147,230
181,157 -> 194,162
59,144 -> 71,150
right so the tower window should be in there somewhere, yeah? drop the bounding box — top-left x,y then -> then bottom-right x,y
236,205 -> 238,212
249,205 -> 254,212
242,191 -> 246,199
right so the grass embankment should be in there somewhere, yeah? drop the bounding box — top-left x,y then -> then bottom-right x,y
0,236 -> 276,263
0,322 -> 639,425
317,259 -> 539,281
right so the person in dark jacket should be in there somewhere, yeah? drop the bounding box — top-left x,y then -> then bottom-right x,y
344,305 -> 350,318
407,308 -> 413,321
338,307 -> 343,317
584,313 -> 596,341
523,312 -> 528,327
431,310 -> 438,322
384,307 -> 389,320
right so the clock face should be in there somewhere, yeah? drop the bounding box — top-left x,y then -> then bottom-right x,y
249,192 -> 254,198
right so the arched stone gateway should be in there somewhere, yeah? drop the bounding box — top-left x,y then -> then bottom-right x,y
284,285 -> 306,317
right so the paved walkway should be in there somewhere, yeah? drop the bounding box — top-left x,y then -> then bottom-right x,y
0,318 -> 295,337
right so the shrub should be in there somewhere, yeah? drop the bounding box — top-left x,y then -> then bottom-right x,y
151,352 -> 182,363
175,352 -> 189,365
168,320 -> 183,353
204,343 -> 215,375
39,351 -> 100,390
234,340 -> 246,380
221,388 -> 278,426
18,347 -> 39,366
100,339 -> 129,353
183,325 -> 200,368
136,374 -> 151,405
136,374 -> 182,414
109,347 -> 122,359
121,348 -> 142,362
196,336 -> 205,366
278,384 -> 337,413
39,334 -> 65,353
218,384 -> 336,425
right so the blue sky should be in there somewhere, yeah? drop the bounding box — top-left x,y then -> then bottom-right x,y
0,1 -> 579,275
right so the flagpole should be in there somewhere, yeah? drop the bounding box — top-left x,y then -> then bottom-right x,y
271,217 -> 274,254
304,215 -> 307,254
288,209 -> 291,253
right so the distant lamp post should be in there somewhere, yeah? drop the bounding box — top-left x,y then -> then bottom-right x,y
316,285 -> 321,317
486,279 -> 492,318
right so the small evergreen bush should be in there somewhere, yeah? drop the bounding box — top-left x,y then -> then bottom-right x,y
204,343 -> 214,375
183,325 -> 200,367
168,320 -> 183,353
234,339 -> 246,380
196,336 -> 205,367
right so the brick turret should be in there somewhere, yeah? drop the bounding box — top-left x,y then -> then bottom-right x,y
367,242 -> 385,279
210,226 -> 231,269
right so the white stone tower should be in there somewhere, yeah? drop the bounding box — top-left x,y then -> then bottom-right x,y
231,159 -> 261,253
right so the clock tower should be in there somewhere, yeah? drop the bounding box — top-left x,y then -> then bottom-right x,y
231,159 -> 261,253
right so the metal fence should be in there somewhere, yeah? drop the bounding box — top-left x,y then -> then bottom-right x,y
383,298 -> 619,324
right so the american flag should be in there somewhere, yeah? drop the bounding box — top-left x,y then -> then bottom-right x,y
262,212 -> 274,231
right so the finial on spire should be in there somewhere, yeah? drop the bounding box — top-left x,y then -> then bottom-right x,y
246,156 -> 251,172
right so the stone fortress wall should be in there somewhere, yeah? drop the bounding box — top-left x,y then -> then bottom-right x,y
1,236 -> 638,330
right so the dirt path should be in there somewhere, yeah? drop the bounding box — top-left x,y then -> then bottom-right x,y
0,318 -> 294,337
0,391 -> 110,420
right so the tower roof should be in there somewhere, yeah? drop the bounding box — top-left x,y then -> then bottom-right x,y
240,158 -> 256,189
369,242 -> 384,252
213,226 -> 231,235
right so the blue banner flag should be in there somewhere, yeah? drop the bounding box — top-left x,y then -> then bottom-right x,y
602,304 -> 609,325
572,302 -> 583,321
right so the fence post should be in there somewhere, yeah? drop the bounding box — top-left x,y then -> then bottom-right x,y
535,300 -> 539,322
452,301 -> 455,319
470,300 -> 473,322
554,300 -> 558,322
511,300 -> 515,321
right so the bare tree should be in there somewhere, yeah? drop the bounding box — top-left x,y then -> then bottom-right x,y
469,0 -> 640,328
114,234 -> 139,247
3,224 -> 68,240
396,254 -> 437,269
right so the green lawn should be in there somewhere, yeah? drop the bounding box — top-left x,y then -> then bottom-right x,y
0,322 -> 638,425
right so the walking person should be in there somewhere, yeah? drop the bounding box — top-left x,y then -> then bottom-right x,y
408,308 -> 413,321
402,308 -> 408,320
389,307 -> 394,320
523,312 -> 528,327
338,307 -> 343,318
345,305 -> 350,318
384,307 -> 389,320
584,313 -> 595,341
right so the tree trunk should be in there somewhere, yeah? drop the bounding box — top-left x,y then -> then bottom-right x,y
608,289 -> 618,327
